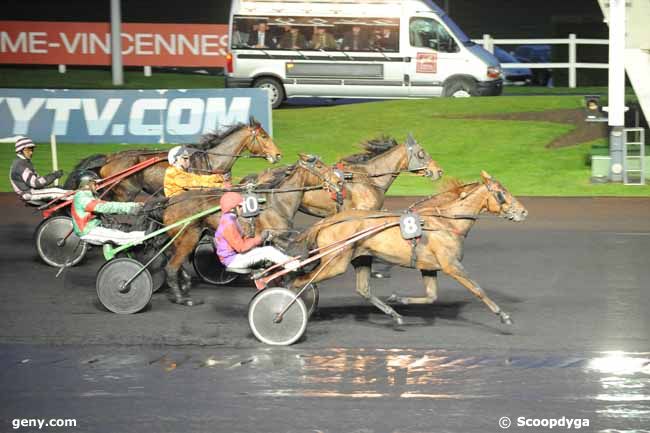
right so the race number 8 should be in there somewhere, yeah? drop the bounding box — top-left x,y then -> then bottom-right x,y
400,212 -> 422,239
242,195 -> 260,217
402,217 -> 418,234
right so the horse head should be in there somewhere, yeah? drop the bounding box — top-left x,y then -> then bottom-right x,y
246,118 -> 282,163
403,134 -> 443,180
296,153 -> 344,194
480,171 -> 528,222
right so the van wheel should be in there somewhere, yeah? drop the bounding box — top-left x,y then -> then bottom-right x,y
254,77 -> 285,109
443,78 -> 477,97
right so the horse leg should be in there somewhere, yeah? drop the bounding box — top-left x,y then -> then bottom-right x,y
179,267 -> 192,295
165,227 -> 203,306
441,259 -> 513,325
387,270 -> 439,305
352,256 -> 404,326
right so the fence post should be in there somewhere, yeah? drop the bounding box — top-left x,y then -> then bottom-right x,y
50,134 -> 59,186
144,66 -> 152,77
482,34 -> 493,53
58,65 -> 66,74
568,33 -> 577,88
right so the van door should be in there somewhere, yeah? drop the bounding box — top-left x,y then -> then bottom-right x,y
404,15 -> 464,97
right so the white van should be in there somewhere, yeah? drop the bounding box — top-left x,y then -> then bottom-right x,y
225,0 -> 503,108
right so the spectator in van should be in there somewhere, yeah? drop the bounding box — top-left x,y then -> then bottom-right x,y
342,26 -> 369,51
311,27 -> 337,50
231,21 -> 250,48
372,28 -> 398,51
248,22 -> 276,49
279,26 -> 307,50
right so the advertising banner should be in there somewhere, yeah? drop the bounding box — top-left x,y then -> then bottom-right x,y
0,88 -> 271,144
0,21 -> 228,67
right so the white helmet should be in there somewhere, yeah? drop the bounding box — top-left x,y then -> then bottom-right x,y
167,146 -> 190,165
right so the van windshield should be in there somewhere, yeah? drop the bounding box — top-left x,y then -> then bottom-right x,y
440,15 -> 473,45
231,16 -> 400,52
420,0 -> 473,46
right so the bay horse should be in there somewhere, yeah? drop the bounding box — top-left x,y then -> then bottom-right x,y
251,134 -> 443,216
291,171 -> 528,327
160,154 -> 343,299
64,119 -> 281,201
300,134 -> 443,216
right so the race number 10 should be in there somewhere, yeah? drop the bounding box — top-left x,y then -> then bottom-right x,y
241,194 -> 261,217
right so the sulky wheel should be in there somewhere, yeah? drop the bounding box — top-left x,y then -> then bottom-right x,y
132,249 -> 167,293
248,287 -> 308,346
96,258 -> 153,314
192,239 -> 238,285
292,284 -> 319,318
35,216 -> 88,267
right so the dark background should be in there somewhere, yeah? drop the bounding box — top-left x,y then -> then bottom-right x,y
2,0 -> 606,36
2,0 -> 609,85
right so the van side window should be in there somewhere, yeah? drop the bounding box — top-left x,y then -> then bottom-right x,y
231,16 -> 399,52
409,18 -> 457,53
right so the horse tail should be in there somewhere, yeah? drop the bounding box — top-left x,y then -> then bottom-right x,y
296,222 -> 325,250
63,154 -> 107,189
72,153 -> 107,172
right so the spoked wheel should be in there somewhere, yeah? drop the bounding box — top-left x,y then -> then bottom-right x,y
248,287 -> 308,346
96,258 -> 153,314
192,239 -> 238,285
35,216 -> 88,267
292,284 -> 319,317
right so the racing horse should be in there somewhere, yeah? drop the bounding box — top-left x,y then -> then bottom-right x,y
291,171 -> 528,327
160,154 -> 343,294
251,134 -> 443,216
65,119 -> 282,201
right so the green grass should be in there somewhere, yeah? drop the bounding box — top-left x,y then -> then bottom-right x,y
3,96 -> 647,196
0,68 -> 224,89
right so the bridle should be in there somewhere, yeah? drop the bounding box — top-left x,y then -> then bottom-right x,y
187,125 -> 276,174
405,139 -> 434,177
296,157 -> 342,195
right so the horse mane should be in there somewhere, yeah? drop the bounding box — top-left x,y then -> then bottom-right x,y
414,179 -> 480,210
341,135 -> 398,164
437,178 -> 471,194
249,165 -> 296,190
193,123 -> 248,150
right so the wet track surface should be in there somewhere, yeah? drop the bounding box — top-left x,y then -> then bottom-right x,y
0,194 -> 649,432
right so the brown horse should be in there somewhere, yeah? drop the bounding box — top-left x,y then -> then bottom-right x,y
65,120 -> 281,201
240,156 -> 344,237
301,134 -> 443,216
252,134 -> 444,217
160,154 -> 343,303
291,171 -> 528,327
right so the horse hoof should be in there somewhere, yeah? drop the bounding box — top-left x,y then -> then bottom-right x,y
393,315 -> 404,328
386,294 -> 408,305
500,312 -> 513,325
184,296 -> 204,307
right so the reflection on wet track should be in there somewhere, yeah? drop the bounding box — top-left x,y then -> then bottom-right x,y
4,346 -> 648,431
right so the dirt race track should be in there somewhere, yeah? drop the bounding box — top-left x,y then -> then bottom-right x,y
0,193 -> 648,350
1,193 -> 650,432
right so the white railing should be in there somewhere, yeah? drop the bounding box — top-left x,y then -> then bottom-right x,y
473,34 -> 609,88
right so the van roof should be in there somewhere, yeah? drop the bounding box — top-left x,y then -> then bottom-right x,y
236,0 -> 444,17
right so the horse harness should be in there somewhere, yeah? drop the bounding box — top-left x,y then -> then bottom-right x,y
187,125 -> 269,174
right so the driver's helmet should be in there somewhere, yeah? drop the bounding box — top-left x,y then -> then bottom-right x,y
168,146 -> 191,166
